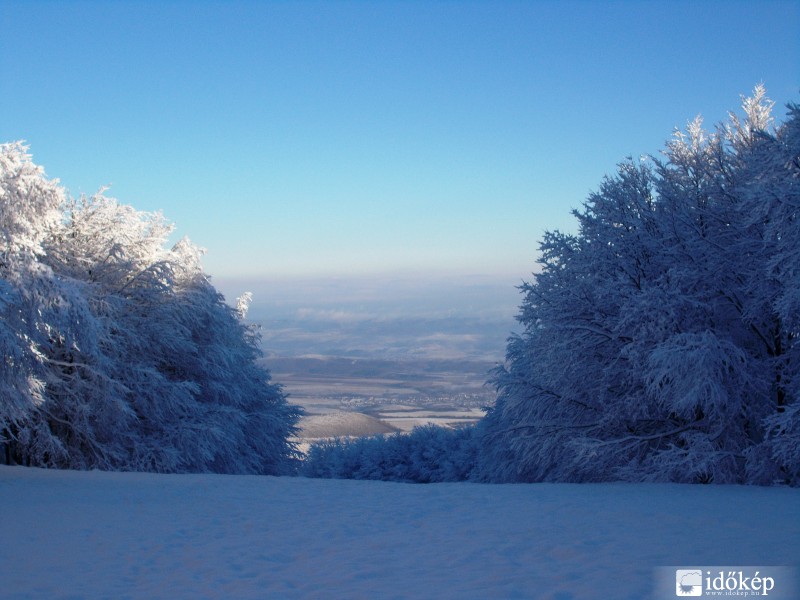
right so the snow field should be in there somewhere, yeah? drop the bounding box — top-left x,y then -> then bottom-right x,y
1,466 -> 798,599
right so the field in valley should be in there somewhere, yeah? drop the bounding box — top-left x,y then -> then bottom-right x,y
261,355 -> 496,444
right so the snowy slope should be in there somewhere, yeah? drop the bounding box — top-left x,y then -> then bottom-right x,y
1,465 -> 797,599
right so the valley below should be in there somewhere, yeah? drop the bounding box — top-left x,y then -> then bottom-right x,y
238,273 -> 520,444
260,355 -> 497,445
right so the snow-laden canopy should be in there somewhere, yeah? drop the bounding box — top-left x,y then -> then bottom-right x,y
0,143 -> 300,473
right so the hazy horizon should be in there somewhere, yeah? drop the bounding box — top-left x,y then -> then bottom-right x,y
214,272 -> 523,361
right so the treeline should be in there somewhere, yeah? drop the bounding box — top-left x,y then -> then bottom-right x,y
0,144 -> 300,473
3,87 -> 798,485
304,87 -> 800,486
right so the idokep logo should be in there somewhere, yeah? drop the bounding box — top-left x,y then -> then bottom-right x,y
675,569 -> 703,596
658,566 -> 796,599
672,567 -> 784,597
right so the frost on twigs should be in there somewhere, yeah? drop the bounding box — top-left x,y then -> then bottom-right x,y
235,292 -> 253,320
475,87 -> 800,486
0,144 -> 300,473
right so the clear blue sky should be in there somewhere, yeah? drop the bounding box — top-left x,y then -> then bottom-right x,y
2,0 -> 798,280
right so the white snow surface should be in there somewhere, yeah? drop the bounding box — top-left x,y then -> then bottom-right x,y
1,465 -> 798,599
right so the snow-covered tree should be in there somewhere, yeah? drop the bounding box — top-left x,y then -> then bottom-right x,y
302,424 -> 477,483
0,143 -> 301,473
476,88 -> 800,485
0,142 -> 70,464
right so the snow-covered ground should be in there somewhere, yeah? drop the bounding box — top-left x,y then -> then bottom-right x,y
1,465 -> 797,599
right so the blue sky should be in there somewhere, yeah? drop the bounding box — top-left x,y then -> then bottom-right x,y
1,0 -> 798,281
